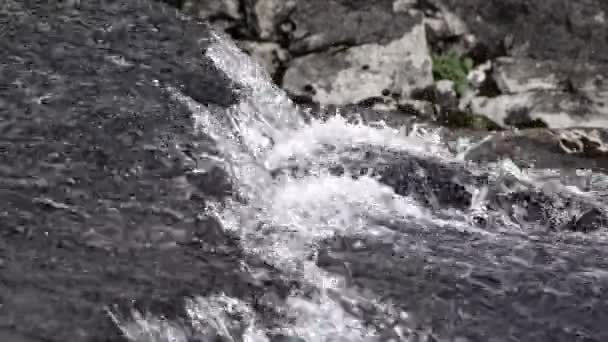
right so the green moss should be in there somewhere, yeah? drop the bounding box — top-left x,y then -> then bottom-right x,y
431,51 -> 474,97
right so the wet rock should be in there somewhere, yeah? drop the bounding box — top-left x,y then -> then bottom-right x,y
567,208 -> 607,233
182,0 -> 241,20
411,84 -> 458,111
283,19 -> 433,106
180,0 -> 243,32
303,103 -> 419,129
271,335 -> 306,342
462,127 -> 608,172
237,40 -> 289,77
162,0 -> 608,133
246,0 -> 297,40
397,99 -> 437,120
0,1 -> 289,341
558,129 -> 608,158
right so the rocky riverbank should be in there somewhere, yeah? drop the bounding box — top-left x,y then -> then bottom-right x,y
2,1 -> 608,341
176,0 -> 608,141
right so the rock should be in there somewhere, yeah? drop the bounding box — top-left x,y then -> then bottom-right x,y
437,0 -> 608,64
466,60 -> 492,89
397,99 -> 437,120
237,40 -> 289,77
461,127 -> 608,172
469,89 -> 608,129
567,208 -> 607,233
283,20 -> 433,106
182,0 -> 241,21
0,1 -> 291,341
271,335 -> 307,342
411,84 -> 458,111
488,58 -> 608,128
159,0 -> 608,133
436,79 -> 456,96
0,329 -> 38,342
492,57 -> 562,94
280,0 -> 424,54
423,1 -> 469,39
557,128 -> 608,158
393,0 -> 418,13
248,0 -> 297,40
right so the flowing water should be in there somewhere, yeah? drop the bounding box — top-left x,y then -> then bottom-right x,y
111,31 -> 608,342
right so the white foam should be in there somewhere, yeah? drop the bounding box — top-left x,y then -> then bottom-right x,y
264,115 -> 451,171
114,29 -> 608,342
110,294 -> 270,342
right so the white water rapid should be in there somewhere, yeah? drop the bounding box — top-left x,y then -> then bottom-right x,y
111,31 -> 608,342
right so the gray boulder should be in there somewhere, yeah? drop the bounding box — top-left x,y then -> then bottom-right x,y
280,1 -> 433,106
282,21 -> 433,106
437,0 -> 608,64
468,58 -> 608,128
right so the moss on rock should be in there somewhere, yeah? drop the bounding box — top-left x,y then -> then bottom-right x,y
431,51 -> 473,97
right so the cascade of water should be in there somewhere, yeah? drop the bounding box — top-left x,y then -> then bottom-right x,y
112,30 -> 608,342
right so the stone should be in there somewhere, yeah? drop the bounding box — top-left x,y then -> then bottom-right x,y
0,1 -> 291,340
237,40 -> 289,77
424,1 -> 469,38
437,0 -> 608,64
183,0 -> 241,19
492,57 -> 562,93
249,0 -> 297,40
468,91 -> 608,129
467,60 -> 492,89
283,20 -> 433,106
397,99 -> 437,120
436,79 -> 456,96
179,0 -> 245,33
277,0 -> 425,54
558,128 -> 608,158
461,127 -> 608,172
567,208 -> 607,233
393,0 -> 418,13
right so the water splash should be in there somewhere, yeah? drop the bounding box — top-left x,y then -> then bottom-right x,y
109,294 -> 270,342
113,29 -> 608,342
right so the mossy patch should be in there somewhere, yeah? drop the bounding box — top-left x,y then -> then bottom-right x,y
431,51 -> 474,97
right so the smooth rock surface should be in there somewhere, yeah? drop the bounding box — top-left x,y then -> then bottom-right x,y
283,21 -> 433,105
0,1 -> 288,341
4,2 -> 608,342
